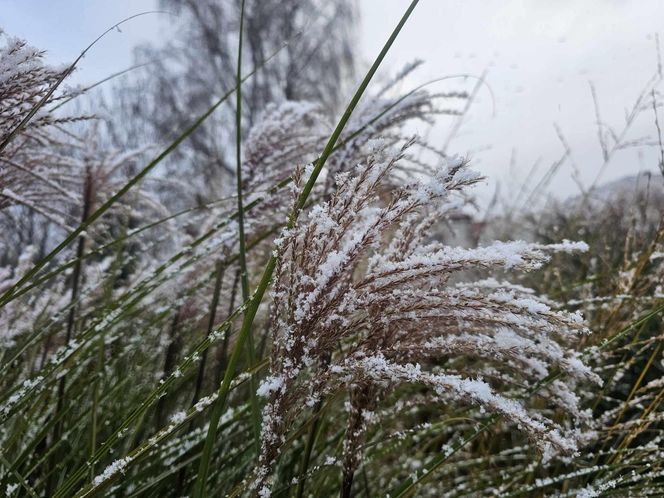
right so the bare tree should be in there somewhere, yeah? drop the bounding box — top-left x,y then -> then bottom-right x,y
110,0 -> 357,203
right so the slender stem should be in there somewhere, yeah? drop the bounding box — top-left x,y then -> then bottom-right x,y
295,400 -> 324,498
154,311 -> 182,428
192,261 -> 226,408
233,0 -> 262,456
89,235 -> 124,480
216,269 -> 241,385
192,2 -> 420,496
296,351 -> 331,498
47,167 -> 93,495
341,472 -> 354,498
175,260 -> 225,496
89,329 -> 102,482
235,0 -> 250,306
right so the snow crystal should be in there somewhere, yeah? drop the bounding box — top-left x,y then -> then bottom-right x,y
169,411 -> 187,425
93,456 -> 133,486
258,485 -> 272,497
257,375 -> 285,397
575,479 -> 617,498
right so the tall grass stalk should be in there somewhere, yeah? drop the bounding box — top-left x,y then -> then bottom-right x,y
47,168 -> 93,494
233,0 -> 262,457
192,1 -> 420,495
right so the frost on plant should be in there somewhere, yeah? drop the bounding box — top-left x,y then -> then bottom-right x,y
251,139 -> 597,493
3,14 -> 661,498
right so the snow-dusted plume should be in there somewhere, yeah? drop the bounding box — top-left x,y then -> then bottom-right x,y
251,139 -> 595,494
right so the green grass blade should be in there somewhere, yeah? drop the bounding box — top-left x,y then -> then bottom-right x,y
233,0 -> 262,458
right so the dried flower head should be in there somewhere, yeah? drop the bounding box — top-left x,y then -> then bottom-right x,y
252,140 -> 596,494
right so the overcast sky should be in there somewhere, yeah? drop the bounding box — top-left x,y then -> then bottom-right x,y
2,0 -> 663,205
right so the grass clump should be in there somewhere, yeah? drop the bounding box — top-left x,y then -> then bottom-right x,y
1,3 -> 664,497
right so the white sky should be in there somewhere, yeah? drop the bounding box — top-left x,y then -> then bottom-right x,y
2,0 -> 663,204
0,1 -> 160,80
